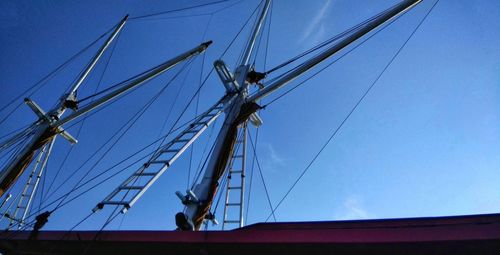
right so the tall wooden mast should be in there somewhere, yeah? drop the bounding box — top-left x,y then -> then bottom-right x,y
179,0 -> 422,230
0,15 -> 212,200
93,0 -> 422,231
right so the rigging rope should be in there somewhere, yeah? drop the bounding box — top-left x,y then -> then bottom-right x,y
9,103 -> 217,230
244,126 -> 259,221
188,22 -> 212,190
236,0 -> 264,66
2,60 -> 199,233
130,0 -> 232,20
44,57 -> 199,209
0,24 -> 118,126
42,30 -> 122,205
54,58 -> 196,211
264,0 -> 440,222
262,1 -> 398,77
263,0 -> 273,71
260,2 -> 407,107
128,1 -> 243,23
247,130 -> 276,222
250,1 -> 268,68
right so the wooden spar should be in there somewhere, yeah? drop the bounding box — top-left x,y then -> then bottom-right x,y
0,19 -> 212,197
183,0 -> 421,231
0,15 -> 128,197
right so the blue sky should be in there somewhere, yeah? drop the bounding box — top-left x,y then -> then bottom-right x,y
1,0 -> 500,231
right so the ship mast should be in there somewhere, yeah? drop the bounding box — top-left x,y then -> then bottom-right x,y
0,14 -> 212,216
179,0 -> 422,230
0,15 -> 129,198
93,0 -> 422,231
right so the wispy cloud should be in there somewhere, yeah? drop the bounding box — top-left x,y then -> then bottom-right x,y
257,143 -> 286,173
298,0 -> 333,43
267,143 -> 285,165
335,196 -> 372,220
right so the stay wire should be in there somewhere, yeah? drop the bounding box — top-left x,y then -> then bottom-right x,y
245,127 -> 258,221
261,2 -> 408,107
128,0 -> 243,22
188,16 -> 211,190
262,0 -> 273,71
0,123 -> 33,142
222,0 -> 262,61
181,0 -> 268,187
7,0 -> 266,230
0,127 -> 35,160
247,130 -> 276,222
251,13 -> 265,67
43,30 -> 122,204
111,66 -> 202,217
130,0 -> 232,20
55,210 -> 95,244
48,57 -> 196,204
157,60 -> 196,137
53,58 -> 196,212
263,2 -> 396,76
0,24 -> 117,124
236,0 -> 263,66
264,0 -> 439,222
132,13 -> 212,22
78,207 -> 121,255
76,56 -> 171,104
11,104 -> 209,230
149,10 -> 248,153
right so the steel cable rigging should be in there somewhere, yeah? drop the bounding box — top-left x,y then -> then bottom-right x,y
264,0 -> 441,222
17,8 -> 261,227
42,29 -> 123,205
0,24 -> 119,126
3,57 -> 198,232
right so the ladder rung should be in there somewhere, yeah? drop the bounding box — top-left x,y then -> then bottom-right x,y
228,186 -> 242,190
232,155 -> 243,158
185,130 -> 200,134
226,203 -> 241,206
119,186 -> 144,190
133,172 -> 156,176
162,149 -> 179,153
101,201 -> 129,206
192,121 -> 208,126
230,170 -> 242,174
224,220 -> 240,223
149,160 -> 170,165
17,206 -> 26,209
176,139 -> 190,143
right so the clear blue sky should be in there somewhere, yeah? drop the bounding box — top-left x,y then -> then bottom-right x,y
0,0 -> 499,231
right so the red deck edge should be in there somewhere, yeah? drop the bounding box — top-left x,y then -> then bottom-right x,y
1,213 -> 500,254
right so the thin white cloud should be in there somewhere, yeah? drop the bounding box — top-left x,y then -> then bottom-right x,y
299,0 -> 332,43
335,196 -> 372,220
257,143 -> 286,173
267,143 -> 285,165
